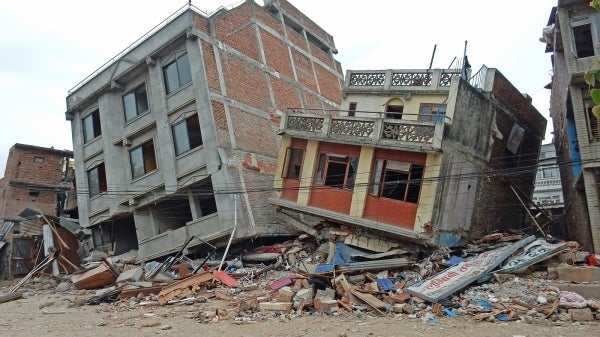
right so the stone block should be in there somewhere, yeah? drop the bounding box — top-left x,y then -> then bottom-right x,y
313,297 -> 338,314
552,283 -> 600,300
116,267 -> 143,284
277,286 -> 295,302
556,266 -> 600,282
259,302 -> 293,312
568,308 -> 594,321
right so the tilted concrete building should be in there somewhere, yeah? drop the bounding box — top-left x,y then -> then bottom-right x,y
543,0 -> 600,252
271,66 -> 547,246
65,0 -> 343,261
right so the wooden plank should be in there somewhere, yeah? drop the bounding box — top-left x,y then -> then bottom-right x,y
157,271 -> 212,305
213,271 -> 240,287
119,285 -> 165,299
350,289 -> 386,316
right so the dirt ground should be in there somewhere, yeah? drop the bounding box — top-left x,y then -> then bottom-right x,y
1,289 -> 599,337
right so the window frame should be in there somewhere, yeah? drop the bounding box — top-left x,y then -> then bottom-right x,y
163,52 -> 192,95
87,162 -> 107,198
282,147 -> 304,180
172,113 -> 203,156
418,103 -> 442,122
129,139 -> 157,179
82,109 -> 101,143
123,83 -> 149,122
314,153 -> 359,190
369,159 -> 424,204
348,102 -> 357,117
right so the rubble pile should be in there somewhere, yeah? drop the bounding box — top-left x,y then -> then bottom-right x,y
1,229 -> 599,325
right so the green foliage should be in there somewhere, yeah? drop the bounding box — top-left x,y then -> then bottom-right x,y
592,0 -> 600,12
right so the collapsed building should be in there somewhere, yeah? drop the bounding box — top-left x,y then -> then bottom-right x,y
64,0 -> 343,262
65,0 -> 547,265
271,66 -> 547,247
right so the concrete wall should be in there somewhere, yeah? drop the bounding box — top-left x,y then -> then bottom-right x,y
65,1 -> 343,259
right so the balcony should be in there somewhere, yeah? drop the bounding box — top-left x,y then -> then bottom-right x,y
343,68 -> 462,94
279,110 -> 444,152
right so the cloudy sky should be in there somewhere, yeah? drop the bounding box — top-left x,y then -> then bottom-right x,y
0,0 -> 556,174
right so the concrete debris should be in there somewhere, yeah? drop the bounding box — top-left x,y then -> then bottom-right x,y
1,231 -> 599,325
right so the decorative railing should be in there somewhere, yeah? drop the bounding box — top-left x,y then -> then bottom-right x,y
346,69 -> 461,90
286,115 -> 324,132
382,122 -> 435,143
281,111 -> 442,151
330,119 -> 374,137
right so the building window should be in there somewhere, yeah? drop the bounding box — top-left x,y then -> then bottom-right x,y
282,147 -> 304,180
28,190 -> 39,197
163,52 -> 192,94
348,102 -> 357,117
172,114 -> 202,156
123,84 -> 149,121
33,156 -> 45,164
370,159 -> 424,203
194,180 -> 217,217
385,105 -> 403,119
418,103 -> 445,122
571,15 -> 600,58
82,109 -> 101,143
314,153 -> 358,190
87,163 -> 107,197
129,140 -> 157,179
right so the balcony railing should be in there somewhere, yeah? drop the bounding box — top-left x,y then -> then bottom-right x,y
280,110 -> 444,152
344,69 -> 462,92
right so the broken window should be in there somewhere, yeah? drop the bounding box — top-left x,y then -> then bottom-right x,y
314,153 -> 359,190
571,15 -> 600,58
282,147 -> 304,180
123,83 -> 149,121
82,109 -> 101,143
87,162 -> 107,197
33,156 -> 44,165
385,104 -> 403,119
129,140 -> 157,179
370,159 -> 424,203
194,180 -> 217,217
163,52 -> 192,94
172,113 -> 203,156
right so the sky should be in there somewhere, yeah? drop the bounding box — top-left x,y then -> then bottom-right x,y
0,0 -> 557,175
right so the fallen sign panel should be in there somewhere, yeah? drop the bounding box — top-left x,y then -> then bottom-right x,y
497,238 -> 567,274
407,235 -> 536,303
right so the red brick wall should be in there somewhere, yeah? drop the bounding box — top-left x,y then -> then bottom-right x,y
230,107 -> 279,157
270,75 -> 301,111
286,27 -> 308,52
5,146 -> 68,185
292,50 -> 317,92
220,53 -> 271,110
254,4 -> 284,35
202,41 -> 220,92
275,0 -> 332,44
211,100 -> 231,149
261,29 -> 294,79
315,63 -> 341,103
194,14 -> 210,34
213,4 -> 261,63
0,145 -> 74,222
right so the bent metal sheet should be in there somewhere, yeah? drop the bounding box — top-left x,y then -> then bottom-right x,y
406,235 -> 536,303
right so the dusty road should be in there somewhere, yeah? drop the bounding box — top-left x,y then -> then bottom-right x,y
1,290 -> 598,337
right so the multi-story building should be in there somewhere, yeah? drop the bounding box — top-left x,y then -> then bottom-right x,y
0,143 -> 75,278
532,142 -> 564,216
0,143 -> 75,225
271,66 -> 546,246
64,0 -> 343,261
542,0 -> 600,252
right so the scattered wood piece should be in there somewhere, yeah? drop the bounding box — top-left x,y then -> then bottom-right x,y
157,271 -> 212,305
